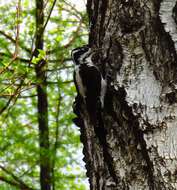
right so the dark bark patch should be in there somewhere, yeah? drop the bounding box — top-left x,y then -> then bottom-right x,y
165,91 -> 177,105
107,39 -> 123,71
172,2 -> 177,24
119,1 -> 145,33
109,86 -> 155,189
87,0 -> 99,46
99,0 -> 108,45
140,17 -> 177,83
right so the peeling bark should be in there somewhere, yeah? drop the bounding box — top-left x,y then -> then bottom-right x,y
73,0 -> 177,189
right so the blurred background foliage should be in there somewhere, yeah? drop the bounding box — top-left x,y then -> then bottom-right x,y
0,0 -> 88,189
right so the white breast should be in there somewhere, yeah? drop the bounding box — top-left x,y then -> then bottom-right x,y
75,65 -> 86,98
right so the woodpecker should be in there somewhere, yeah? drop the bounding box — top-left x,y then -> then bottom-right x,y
71,45 -> 106,114
72,46 -> 118,183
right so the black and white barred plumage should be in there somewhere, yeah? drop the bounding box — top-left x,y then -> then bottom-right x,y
71,45 -> 106,114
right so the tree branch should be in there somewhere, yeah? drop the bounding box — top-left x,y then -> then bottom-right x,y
0,165 -> 35,190
13,0 -> 21,59
0,30 -> 31,54
43,0 -> 57,32
0,76 -> 25,115
0,176 -> 21,188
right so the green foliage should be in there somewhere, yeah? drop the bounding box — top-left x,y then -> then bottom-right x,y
0,0 -> 88,189
32,49 -> 46,64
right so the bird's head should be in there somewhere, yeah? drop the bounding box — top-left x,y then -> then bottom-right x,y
71,45 -> 91,65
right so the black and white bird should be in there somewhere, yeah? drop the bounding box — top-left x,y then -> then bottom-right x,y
71,45 -> 106,115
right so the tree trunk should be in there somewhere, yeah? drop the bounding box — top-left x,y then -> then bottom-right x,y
35,0 -> 51,189
73,0 -> 177,189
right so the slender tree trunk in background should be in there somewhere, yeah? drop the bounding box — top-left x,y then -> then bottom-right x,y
35,1 -> 51,189
74,0 -> 177,189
